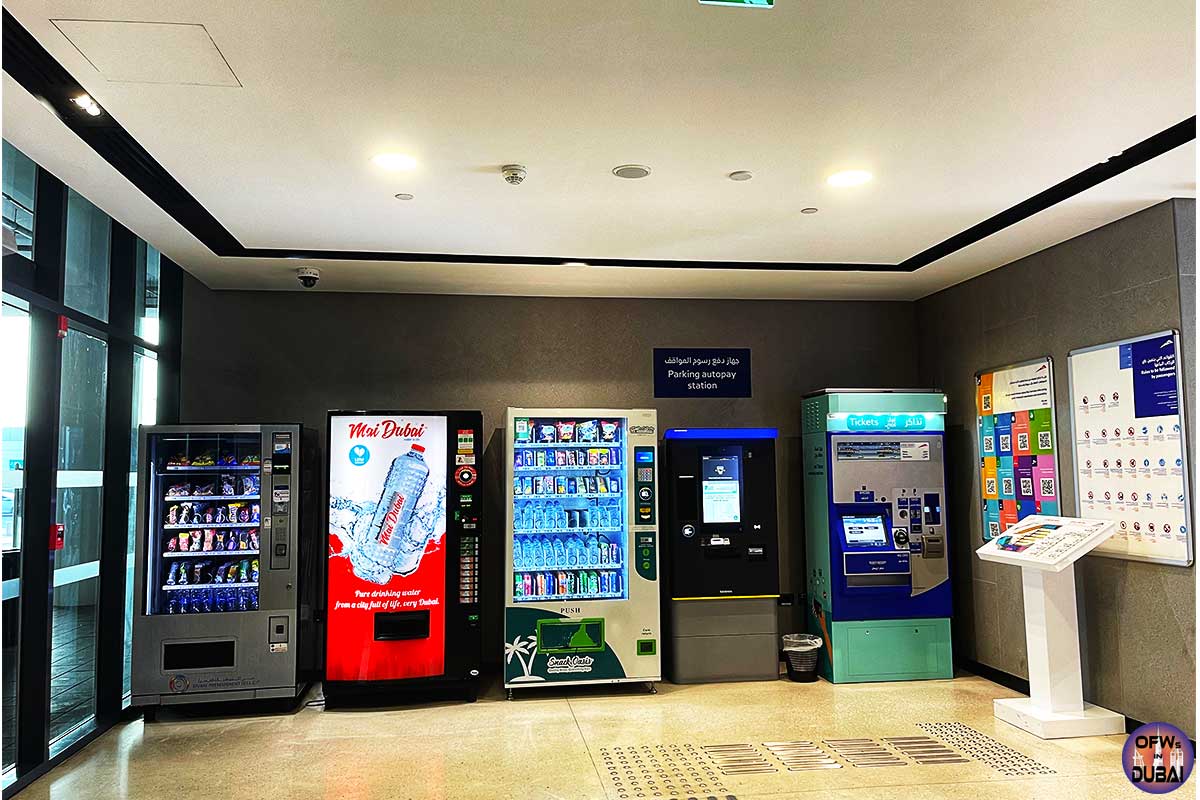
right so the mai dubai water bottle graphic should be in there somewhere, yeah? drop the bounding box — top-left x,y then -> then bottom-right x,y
338,442 -> 445,585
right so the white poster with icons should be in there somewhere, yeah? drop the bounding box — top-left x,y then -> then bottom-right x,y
1068,331 -> 1192,565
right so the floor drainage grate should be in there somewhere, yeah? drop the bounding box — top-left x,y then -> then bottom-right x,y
916,722 -> 1056,776
598,744 -> 732,799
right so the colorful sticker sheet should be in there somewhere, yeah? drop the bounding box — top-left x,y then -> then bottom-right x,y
976,358 -> 1060,541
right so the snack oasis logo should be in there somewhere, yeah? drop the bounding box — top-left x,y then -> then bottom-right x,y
1123,722 -> 1194,793
546,655 -> 595,675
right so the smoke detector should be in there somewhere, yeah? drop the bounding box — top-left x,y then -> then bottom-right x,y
501,164 -> 527,185
612,164 -> 651,179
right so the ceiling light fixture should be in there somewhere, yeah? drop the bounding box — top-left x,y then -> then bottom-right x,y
800,207 -> 819,214
728,170 -> 753,182
562,261 -> 589,267
372,153 -> 417,171
612,164 -> 651,179
827,169 -> 872,187
394,193 -> 414,201
71,93 -> 102,116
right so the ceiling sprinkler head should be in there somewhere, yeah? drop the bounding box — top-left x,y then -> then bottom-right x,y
502,164 -> 527,185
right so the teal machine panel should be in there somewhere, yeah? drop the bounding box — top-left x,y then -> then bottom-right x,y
802,390 -> 953,683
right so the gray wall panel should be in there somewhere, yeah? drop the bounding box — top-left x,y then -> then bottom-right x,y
916,199 -> 1196,734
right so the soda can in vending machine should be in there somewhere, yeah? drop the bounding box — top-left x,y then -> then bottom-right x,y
522,573 -> 533,597
557,571 -> 568,594
535,572 -> 547,597
514,574 -> 524,597
613,572 -> 623,594
545,571 -> 556,596
555,476 -> 568,494
567,477 -> 578,494
536,449 -> 546,467
523,449 -> 534,467
565,571 -> 576,595
599,570 -> 610,594
522,476 -> 533,495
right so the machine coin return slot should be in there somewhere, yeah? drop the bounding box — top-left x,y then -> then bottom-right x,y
374,610 -> 430,641
163,639 -> 235,672
924,536 -> 945,558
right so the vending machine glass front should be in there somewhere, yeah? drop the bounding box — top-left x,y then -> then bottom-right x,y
145,431 -> 263,615
512,416 -> 629,602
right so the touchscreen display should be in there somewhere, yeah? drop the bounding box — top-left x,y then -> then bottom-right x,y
701,453 -> 742,524
843,515 -> 888,546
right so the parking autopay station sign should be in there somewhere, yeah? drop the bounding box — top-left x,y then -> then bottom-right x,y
654,348 -> 751,398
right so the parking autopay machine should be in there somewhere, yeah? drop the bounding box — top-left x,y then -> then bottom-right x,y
802,390 -> 953,683
663,428 -> 780,683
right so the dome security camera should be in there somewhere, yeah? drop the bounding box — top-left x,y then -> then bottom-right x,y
501,164 -> 527,185
296,267 -> 321,288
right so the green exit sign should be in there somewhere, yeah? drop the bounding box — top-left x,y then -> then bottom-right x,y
700,0 -> 773,6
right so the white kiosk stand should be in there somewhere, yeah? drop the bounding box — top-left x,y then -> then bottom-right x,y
976,515 -> 1125,739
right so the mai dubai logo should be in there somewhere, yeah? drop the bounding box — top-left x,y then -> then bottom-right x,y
1123,722 -> 1194,793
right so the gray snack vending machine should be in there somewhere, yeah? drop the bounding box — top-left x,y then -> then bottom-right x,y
131,424 -> 317,708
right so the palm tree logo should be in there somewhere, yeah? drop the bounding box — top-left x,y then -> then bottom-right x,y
504,635 -> 544,682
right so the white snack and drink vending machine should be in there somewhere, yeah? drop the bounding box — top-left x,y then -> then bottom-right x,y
504,408 -> 661,695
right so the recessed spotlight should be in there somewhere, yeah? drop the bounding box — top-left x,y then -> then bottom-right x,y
372,153 -> 418,171
613,164 -> 651,179
71,93 -> 102,116
562,261 -> 589,267
800,207 -> 819,214
394,193 -> 414,201
827,169 -> 872,187
728,170 -> 753,182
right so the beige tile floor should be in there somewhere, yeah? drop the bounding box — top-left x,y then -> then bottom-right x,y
22,673 -> 1152,800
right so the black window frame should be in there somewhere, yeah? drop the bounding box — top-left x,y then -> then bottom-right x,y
1,143 -> 182,797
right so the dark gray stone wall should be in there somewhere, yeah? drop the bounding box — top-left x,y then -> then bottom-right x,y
916,199 -> 1196,733
180,286 -> 919,664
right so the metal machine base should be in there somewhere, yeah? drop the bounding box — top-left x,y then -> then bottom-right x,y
994,697 -> 1125,739
826,617 -> 953,683
668,597 -> 779,684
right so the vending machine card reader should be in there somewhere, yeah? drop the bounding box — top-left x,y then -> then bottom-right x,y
803,391 -> 953,683
663,428 -> 779,683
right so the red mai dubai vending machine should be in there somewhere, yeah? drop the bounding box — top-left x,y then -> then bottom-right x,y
324,410 -> 483,702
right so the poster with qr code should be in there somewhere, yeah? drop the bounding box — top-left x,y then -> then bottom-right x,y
975,357 -> 1060,542
1068,331 -> 1192,566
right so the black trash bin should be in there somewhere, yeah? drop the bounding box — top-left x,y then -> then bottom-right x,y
782,634 -> 822,682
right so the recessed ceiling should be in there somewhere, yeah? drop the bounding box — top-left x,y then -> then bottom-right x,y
2,1 -> 1195,300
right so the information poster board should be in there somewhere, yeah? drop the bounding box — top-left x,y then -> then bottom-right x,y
1068,331 -> 1192,566
975,357 -> 1061,542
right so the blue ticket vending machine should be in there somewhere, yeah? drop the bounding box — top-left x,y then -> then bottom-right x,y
802,390 -> 953,683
